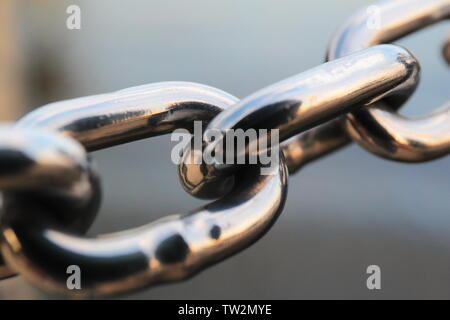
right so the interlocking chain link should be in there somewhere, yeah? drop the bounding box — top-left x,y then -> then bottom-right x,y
0,0 -> 449,297
0,127 -> 100,280
0,83 -> 289,297
178,45 -> 418,199
329,0 -> 450,162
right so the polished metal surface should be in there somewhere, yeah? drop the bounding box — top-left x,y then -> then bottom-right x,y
179,45 -> 419,199
2,158 -> 287,298
1,81 -> 241,279
328,0 -> 450,162
17,82 -> 239,151
0,126 -> 100,279
0,82 -> 288,297
281,120 -> 351,174
0,126 -> 91,198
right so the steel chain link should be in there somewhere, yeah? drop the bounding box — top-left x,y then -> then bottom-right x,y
0,0 -> 449,297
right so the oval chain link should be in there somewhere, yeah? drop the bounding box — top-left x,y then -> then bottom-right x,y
329,0 -> 450,162
179,45 -> 419,199
0,127 -> 100,279
0,83 -> 288,297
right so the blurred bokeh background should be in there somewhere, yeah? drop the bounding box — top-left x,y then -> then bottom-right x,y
0,0 -> 449,299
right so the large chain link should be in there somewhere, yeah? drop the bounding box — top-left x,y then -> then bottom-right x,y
0,0 -> 449,298
178,45 -> 418,199
329,0 -> 450,162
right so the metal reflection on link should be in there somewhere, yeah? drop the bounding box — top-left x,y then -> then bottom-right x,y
0,127 -> 100,279
179,45 -> 419,199
328,0 -> 450,162
0,82 -> 288,297
17,82 -> 239,151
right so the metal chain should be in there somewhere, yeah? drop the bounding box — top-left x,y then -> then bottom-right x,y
178,45 -> 418,199
0,0 -> 449,298
329,0 -> 450,162
1,83 -> 289,297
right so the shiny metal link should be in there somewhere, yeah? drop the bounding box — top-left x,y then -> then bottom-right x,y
179,45 -> 419,199
281,120 -> 351,173
0,82 -> 288,297
17,82 -> 238,151
328,0 -> 450,162
1,81 -> 240,279
0,127 -> 100,279
0,126 -> 92,198
265,0 -> 450,174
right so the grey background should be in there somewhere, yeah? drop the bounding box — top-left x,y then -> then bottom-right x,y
0,0 -> 449,299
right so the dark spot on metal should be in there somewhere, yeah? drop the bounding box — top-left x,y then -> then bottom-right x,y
210,225 -> 221,240
0,149 -> 35,175
155,234 -> 189,264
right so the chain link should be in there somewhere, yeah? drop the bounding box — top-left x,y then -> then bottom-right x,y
328,0 -> 450,162
179,45 -> 418,199
0,0 -> 449,297
0,83 -> 288,297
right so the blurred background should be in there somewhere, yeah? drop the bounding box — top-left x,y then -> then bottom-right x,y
0,0 -> 449,299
